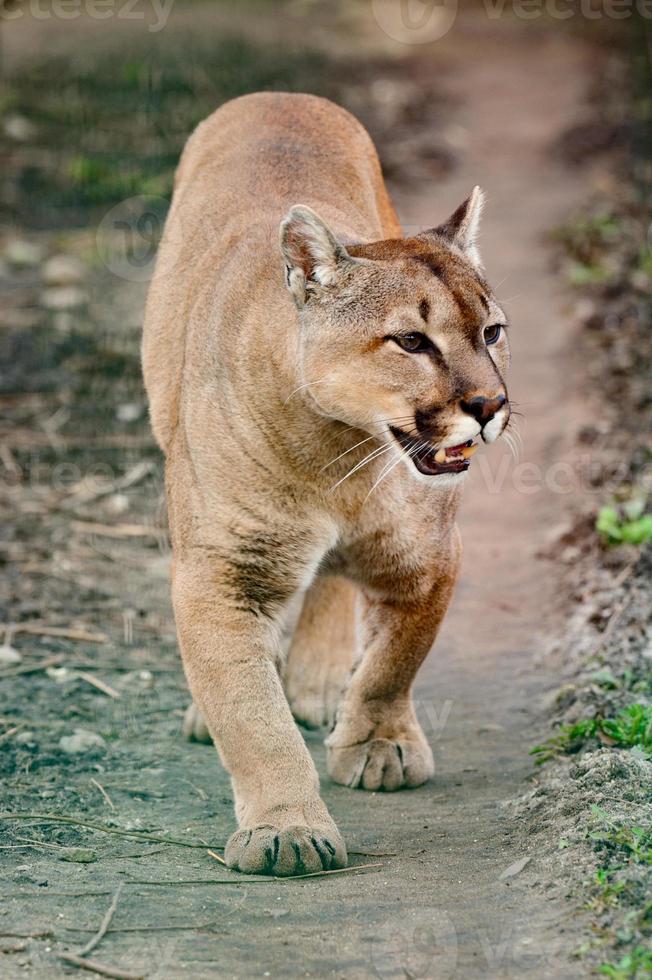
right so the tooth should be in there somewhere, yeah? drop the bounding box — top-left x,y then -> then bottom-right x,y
461,444 -> 478,459
434,449 -> 446,463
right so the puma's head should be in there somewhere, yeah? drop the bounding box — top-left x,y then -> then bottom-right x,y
280,187 -> 510,484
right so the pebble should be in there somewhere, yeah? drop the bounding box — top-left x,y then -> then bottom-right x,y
106,493 -> 130,515
116,402 -> 143,422
40,286 -> 87,310
42,254 -> 86,286
15,731 -> 36,745
3,113 -> 37,141
58,728 -> 107,755
499,856 -> 532,879
0,644 -> 22,665
4,239 -> 44,267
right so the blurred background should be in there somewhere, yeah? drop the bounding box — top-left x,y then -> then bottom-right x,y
0,2 -> 650,978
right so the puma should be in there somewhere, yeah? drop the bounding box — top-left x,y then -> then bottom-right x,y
142,92 -> 510,876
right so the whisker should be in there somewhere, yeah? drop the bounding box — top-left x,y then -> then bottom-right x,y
320,416 -> 416,451
364,433 -> 433,501
503,429 -> 518,461
283,378 -> 335,406
320,434 -> 377,471
364,444 -> 410,501
328,443 -> 392,493
503,415 -> 523,459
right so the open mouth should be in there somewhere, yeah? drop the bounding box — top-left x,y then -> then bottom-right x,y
389,426 -> 478,476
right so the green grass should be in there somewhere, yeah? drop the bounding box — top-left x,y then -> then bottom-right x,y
553,211 -> 623,286
588,808 -> 652,976
597,503 -> 652,547
531,704 -> 652,764
590,807 -> 652,867
600,947 -> 652,979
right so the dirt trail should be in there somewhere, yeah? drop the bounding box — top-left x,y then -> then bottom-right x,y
0,12 -> 599,980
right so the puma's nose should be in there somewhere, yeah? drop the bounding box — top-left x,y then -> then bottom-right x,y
460,394 -> 506,427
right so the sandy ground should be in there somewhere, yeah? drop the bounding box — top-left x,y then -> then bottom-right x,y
0,8 -> 607,979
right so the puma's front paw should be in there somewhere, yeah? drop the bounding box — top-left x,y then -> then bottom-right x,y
225,822 -> 347,877
181,702 -> 212,743
326,735 -> 434,791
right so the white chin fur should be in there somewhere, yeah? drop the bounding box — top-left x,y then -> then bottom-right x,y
401,457 -> 468,488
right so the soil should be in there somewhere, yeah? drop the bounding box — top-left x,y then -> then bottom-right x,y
0,6 -> 624,979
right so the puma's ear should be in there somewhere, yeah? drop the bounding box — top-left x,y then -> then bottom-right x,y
280,205 -> 352,307
425,185 -> 485,268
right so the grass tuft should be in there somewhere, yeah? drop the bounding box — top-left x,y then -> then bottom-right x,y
531,704 -> 652,764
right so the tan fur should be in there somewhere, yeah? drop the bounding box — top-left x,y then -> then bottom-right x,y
142,93 -> 510,876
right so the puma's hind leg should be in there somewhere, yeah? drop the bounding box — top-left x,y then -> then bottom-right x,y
182,701 -> 212,743
283,575 -> 359,730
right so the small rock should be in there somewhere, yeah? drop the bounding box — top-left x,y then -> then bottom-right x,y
4,239 -> 44,267
58,848 -> 98,864
59,728 -> 106,755
499,856 -> 532,880
15,731 -> 36,745
0,644 -> 21,665
3,113 -> 37,141
40,286 -> 87,311
42,254 -> 86,286
116,402 -> 143,422
106,493 -> 130,515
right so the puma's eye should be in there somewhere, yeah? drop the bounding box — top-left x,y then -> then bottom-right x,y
484,324 -> 502,346
393,332 -> 432,353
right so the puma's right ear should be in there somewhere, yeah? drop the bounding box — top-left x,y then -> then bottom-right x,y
280,205 -> 352,307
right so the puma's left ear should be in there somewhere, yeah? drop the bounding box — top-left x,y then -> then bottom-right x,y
280,205 -> 352,307
425,185 -> 485,268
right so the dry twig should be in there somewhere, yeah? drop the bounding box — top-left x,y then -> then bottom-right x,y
78,884 -> 123,957
0,812 -> 218,848
5,623 -> 108,643
72,520 -> 163,540
90,778 -> 115,810
58,953 -> 144,980
128,862 -> 383,884
0,655 -> 66,679
206,848 -> 226,866
0,724 -> 23,745
57,885 -> 141,979
77,671 -> 121,699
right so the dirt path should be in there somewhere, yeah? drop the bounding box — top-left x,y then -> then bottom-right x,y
0,11 -> 600,980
